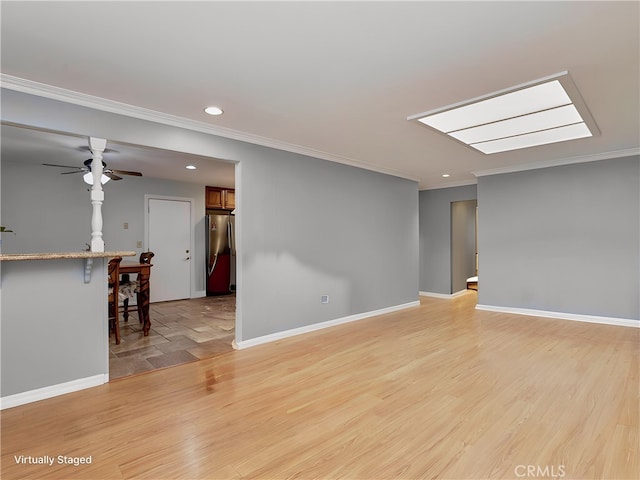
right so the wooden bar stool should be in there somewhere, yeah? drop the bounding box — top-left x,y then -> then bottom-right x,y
108,256 -> 123,344
121,251 -> 155,323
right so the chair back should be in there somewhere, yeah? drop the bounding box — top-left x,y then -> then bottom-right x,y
108,257 -> 123,298
139,251 -> 155,264
108,256 -> 124,344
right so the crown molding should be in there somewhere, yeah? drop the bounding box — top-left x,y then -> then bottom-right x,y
4,74 -> 634,186
472,147 -> 640,178
420,178 -> 478,191
0,74 -> 418,182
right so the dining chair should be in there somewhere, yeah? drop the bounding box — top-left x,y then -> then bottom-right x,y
108,256 -> 123,345
121,251 -> 155,323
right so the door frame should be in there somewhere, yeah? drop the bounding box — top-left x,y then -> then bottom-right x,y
144,194 -> 195,299
450,199 -> 478,295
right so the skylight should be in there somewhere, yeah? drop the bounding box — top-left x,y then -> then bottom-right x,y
408,72 -> 599,154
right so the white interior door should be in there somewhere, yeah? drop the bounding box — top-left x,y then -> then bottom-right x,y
147,198 -> 191,302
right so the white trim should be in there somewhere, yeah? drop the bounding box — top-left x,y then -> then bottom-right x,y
419,290 -> 468,299
233,162 -> 243,345
235,301 -> 420,350
5,74 -> 635,189
475,304 -> 640,329
420,291 -> 452,299
420,179 -> 478,191
472,148 -> 640,178
192,290 -> 207,299
0,74 -> 417,183
0,374 -> 108,410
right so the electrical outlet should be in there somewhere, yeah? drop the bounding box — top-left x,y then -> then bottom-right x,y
136,241 -> 143,248
123,222 -> 129,229
321,295 -> 329,304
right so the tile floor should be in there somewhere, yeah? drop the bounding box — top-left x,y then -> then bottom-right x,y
109,294 -> 235,380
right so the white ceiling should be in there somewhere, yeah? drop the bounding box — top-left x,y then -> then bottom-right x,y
1,1 -> 638,189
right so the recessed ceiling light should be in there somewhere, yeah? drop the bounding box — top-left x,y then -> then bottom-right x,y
442,174 -> 451,178
408,72 -> 599,154
186,165 -> 197,170
204,106 -> 223,116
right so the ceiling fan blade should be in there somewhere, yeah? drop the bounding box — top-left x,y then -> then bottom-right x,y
45,160 -> 140,180
104,171 -> 123,181
42,163 -> 84,170
111,169 -> 143,177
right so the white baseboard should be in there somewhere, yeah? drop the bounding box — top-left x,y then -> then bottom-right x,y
235,301 -> 420,350
192,290 -> 207,299
1,374 -> 108,410
475,304 -> 640,328
419,290 -> 468,299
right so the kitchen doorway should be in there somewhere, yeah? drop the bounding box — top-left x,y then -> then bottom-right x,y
109,294 -> 236,379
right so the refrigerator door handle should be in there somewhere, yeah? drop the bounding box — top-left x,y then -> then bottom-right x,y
208,253 -> 218,277
227,216 -> 235,255
205,215 -> 217,277
205,215 -> 210,273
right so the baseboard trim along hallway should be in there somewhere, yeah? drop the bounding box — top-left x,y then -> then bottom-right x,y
419,290 -> 467,299
235,300 -> 421,349
476,304 -> 640,328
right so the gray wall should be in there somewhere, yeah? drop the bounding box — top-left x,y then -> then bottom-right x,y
419,184 -> 477,294
2,89 -> 419,351
1,160 -> 209,295
1,258 -> 108,397
1,160 -> 89,253
478,155 -> 640,320
239,149 -> 419,339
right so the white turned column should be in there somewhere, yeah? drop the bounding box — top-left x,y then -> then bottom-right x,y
89,137 -> 107,252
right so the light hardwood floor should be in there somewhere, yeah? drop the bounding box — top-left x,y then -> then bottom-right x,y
2,292 -> 638,479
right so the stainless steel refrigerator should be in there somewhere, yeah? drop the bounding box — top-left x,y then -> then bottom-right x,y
205,210 -> 236,295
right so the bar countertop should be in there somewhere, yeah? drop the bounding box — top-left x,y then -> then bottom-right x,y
0,251 -> 136,261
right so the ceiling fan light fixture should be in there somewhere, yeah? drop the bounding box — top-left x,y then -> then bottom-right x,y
83,172 -> 111,185
407,71 -> 599,154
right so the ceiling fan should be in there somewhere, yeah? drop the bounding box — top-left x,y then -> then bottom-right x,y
43,159 -> 143,183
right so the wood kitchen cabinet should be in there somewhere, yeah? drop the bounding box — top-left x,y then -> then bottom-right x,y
206,186 -> 235,210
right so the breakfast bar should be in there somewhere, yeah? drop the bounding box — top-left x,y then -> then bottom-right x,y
0,250 -> 135,409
